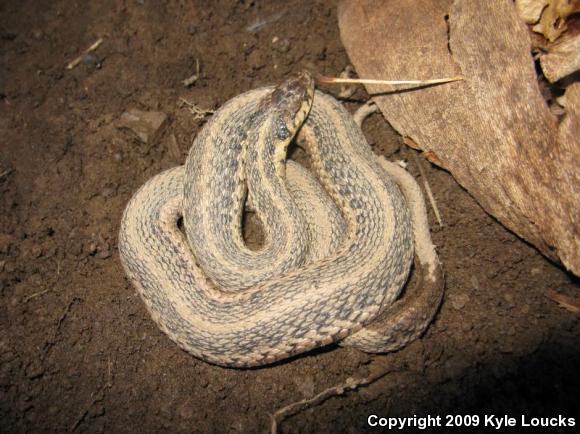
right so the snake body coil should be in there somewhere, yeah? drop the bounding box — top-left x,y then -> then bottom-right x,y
119,73 -> 443,367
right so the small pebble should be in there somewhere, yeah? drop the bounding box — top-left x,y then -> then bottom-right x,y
88,403 -> 105,418
25,361 -> 45,379
118,109 -> 168,145
275,38 -> 290,53
178,403 -> 195,420
0,233 -> 14,254
293,375 -> 315,398
503,292 -> 515,308
82,53 -> 101,68
96,244 -> 112,259
85,236 -> 111,259
31,245 -> 43,258
247,50 -> 265,70
100,185 -> 116,199
449,293 -> 470,310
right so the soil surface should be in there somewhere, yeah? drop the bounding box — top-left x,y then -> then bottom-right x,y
1,1 -> 578,433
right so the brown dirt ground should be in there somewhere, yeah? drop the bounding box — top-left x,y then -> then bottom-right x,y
1,1 -> 579,433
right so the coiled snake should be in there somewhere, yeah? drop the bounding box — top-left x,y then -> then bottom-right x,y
119,72 -> 444,367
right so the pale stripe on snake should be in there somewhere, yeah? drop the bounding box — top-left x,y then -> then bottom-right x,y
118,72 -> 444,367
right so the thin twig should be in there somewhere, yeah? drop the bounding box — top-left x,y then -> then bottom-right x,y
0,168 -> 13,179
270,366 -> 393,434
70,386 -> 103,431
70,408 -> 89,432
42,298 -> 77,360
106,356 -> 114,388
546,288 -> 580,315
178,98 -> 215,120
23,288 -> 52,303
57,298 -> 76,330
24,259 -> 61,303
318,75 -> 464,86
410,152 -> 443,227
66,38 -> 103,70
71,357 -> 114,431
245,10 -> 286,32
182,59 -> 200,87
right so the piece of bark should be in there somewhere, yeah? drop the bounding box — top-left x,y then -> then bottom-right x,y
531,0 -> 580,42
540,33 -> 580,82
117,109 -> 168,145
515,0 -> 549,24
558,82 -> 580,164
338,0 -> 579,275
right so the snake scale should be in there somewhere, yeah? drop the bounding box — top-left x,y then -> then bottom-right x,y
119,72 -> 444,367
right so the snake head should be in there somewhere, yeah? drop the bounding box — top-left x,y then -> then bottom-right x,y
266,71 -> 315,142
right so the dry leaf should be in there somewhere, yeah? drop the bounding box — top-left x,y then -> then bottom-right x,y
540,33 -> 580,81
515,0 -> 549,24
532,0 -> 580,41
